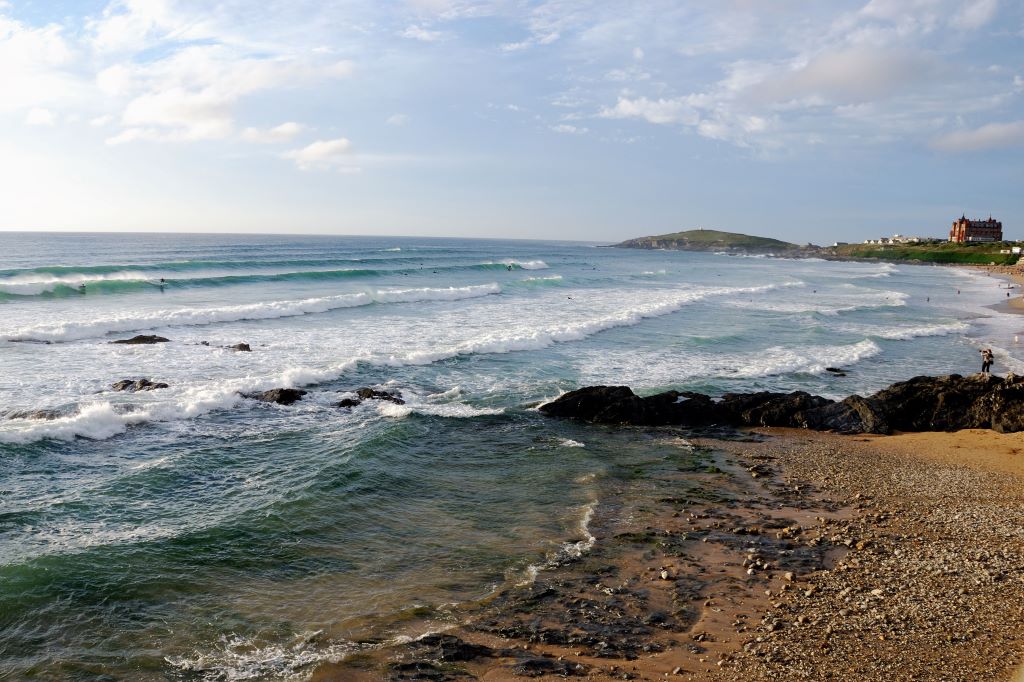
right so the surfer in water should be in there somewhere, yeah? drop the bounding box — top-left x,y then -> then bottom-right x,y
78,283 -> 86,294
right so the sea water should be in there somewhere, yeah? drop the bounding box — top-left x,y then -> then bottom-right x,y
0,232 -> 1020,679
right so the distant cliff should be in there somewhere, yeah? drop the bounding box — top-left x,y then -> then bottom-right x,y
612,229 -> 801,253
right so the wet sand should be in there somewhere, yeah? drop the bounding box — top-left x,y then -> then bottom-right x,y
310,428 -> 1024,681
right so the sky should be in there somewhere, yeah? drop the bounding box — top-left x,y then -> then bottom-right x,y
0,0 -> 1022,244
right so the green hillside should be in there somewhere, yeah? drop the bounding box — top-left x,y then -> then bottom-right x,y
829,241 -> 1019,265
614,229 -> 799,252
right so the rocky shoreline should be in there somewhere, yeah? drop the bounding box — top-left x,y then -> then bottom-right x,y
538,373 -> 1024,434
310,427 -> 1024,681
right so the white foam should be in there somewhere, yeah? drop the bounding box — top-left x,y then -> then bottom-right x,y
559,439 -> 586,448
376,400 -> 505,419
166,631 -> 358,681
3,284 -> 502,342
732,339 -> 882,377
840,321 -> 971,341
0,270 -> 151,295
485,259 -> 549,270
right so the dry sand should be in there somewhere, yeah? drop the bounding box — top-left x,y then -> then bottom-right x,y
312,428 -> 1024,681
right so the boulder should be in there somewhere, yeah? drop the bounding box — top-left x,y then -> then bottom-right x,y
719,391 -> 833,428
243,388 -> 307,405
799,395 -> 890,434
110,335 -> 170,344
355,388 -> 405,404
111,378 -> 169,392
539,373 -> 1024,434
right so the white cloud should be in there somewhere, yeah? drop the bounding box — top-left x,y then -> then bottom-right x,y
25,107 -> 55,126
599,96 -> 699,125
105,45 -> 354,143
90,114 -> 114,127
401,24 -> 445,41
283,137 -> 353,170
931,120 -> 1024,152
550,123 -> 587,134
632,47 -> 643,61
387,113 -> 410,126
0,15 -> 79,112
950,0 -> 999,30
241,121 -> 305,143
748,48 -> 938,105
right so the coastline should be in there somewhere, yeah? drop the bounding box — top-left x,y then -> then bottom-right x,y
311,428 -> 1024,681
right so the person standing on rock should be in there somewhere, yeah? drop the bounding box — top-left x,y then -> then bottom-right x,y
980,348 -> 994,374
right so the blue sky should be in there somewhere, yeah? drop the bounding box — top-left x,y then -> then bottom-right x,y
0,0 -> 1022,243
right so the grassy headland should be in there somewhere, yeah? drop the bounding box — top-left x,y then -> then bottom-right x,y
827,240 -> 1020,265
613,229 -> 802,253
612,229 -> 1021,266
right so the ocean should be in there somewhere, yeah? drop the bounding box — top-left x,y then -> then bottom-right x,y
0,232 -> 1020,680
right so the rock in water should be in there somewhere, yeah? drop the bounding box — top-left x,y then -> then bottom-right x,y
228,343 -> 251,352
243,388 -> 307,405
110,335 -> 170,344
355,387 -> 404,404
110,379 -> 169,392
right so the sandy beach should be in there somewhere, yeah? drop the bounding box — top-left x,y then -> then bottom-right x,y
312,426 -> 1024,681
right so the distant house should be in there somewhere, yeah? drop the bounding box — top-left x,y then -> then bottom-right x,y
949,214 -> 1002,243
862,234 -> 930,245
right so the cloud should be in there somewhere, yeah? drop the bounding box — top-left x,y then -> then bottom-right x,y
931,120 -> 1024,152
386,113 -> 410,126
241,121 -> 305,143
401,25 -> 445,41
0,14 -> 79,112
550,123 -> 587,134
105,45 -> 354,142
283,137 -> 353,170
950,0 -> 999,30
25,107 -> 55,126
747,48 -> 938,105
599,96 -> 699,125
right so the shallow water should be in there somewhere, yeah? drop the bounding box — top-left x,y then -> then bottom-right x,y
0,233 -> 1020,679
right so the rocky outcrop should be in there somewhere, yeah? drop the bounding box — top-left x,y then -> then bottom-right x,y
110,335 -> 170,344
336,388 -> 405,408
3,408 -> 67,420
539,373 -> 1024,434
111,378 -> 169,392
242,388 -> 307,405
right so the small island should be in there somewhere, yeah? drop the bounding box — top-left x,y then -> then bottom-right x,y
612,228 -> 802,253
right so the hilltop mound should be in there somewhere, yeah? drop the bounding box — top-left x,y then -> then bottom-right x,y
613,229 -> 799,252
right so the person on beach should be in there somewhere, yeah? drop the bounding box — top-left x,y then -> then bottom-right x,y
981,348 -> 994,374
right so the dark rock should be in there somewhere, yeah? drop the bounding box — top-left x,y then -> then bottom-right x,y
355,387 -> 405,404
110,335 -> 170,344
719,391 -> 833,427
539,386 -> 717,426
511,657 -> 586,677
337,398 -> 362,408
228,343 -> 251,352
541,373 -> 1024,434
242,388 -> 307,405
4,408 -> 66,420
414,634 -> 494,662
800,395 -> 889,434
111,378 -> 169,392
825,367 -> 844,373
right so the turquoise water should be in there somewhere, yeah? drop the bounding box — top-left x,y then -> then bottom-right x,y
0,233 -> 1020,679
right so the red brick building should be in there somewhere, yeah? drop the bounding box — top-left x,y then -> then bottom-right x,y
949,214 -> 1002,243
